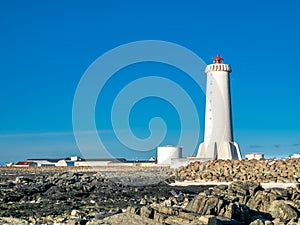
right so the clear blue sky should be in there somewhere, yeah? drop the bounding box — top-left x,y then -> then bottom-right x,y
0,0 -> 300,163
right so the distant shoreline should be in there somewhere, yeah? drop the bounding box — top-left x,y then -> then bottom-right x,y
0,165 -> 172,172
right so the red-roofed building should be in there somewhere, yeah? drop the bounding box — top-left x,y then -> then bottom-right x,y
14,161 -> 37,167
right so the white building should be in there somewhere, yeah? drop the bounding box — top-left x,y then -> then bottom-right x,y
14,161 -> 37,167
197,55 -> 242,160
74,158 -> 126,167
290,153 -> 300,159
56,160 -> 74,166
27,157 -> 126,167
27,158 -> 57,166
27,158 -> 72,166
245,153 -> 264,160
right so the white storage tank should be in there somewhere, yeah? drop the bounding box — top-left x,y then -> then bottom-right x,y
71,156 -> 79,161
157,145 -> 182,165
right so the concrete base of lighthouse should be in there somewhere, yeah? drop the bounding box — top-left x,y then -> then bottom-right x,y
197,141 -> 242,160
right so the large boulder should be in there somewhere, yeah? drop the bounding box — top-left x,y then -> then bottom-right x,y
185,191 -> 252,224
140,206 -> 154,219
270,188 -> 290,200
224,202 -> 251,224
250,219 -> 265,225
268,200 -> 298,222
0,217 -> 28,225
228,181 -> 250,196
185,195 -> 223,215
87,212 -> 162,225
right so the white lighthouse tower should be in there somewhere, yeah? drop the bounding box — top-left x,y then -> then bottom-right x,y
197,55 -> 242,160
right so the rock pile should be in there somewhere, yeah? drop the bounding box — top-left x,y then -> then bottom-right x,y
124,181 -> 300,225
176,159 -> 300,183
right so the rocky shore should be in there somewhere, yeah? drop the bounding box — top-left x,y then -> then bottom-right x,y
0,167 -> 206,224
124,181 -> 300,225
1,159 -> 300,225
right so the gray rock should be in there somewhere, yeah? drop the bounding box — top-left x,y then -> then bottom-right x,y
268,200 -> 298,222
164,216 -> 193,225
250,219 -> 265,225
87,212 -> 161,225
270,188 -> 290,200
272,218 -> 285,225
286,217 -> 298,225
202,196 -> 220,215
249,183 -> 262,196
251,215 -> 265,222
153,211 -> 168,223
198,215 -> 217,225
213,185 -> 228,196
140,206 -> 154,219
216,216 -> 242,225
186,195 -> 222,215
264,221 -> 273,225
155,205 -> 179,216
0,217 -> 28,225
228,181 -> 250,196
224,202 -> 251,224
185,194 -> 207,213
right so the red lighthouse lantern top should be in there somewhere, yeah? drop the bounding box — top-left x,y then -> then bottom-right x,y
213,54 -> 224,64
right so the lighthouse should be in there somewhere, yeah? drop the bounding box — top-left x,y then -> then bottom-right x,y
197,55 -> 242,160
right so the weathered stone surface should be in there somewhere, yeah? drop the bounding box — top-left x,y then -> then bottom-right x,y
224,202 -> 251,224
216,216 -> 242,225
250,219 -> 265,225
87,212 -> 162,225
264,221 -> 273,225
164,216 -> 193,225
126,206 -> 140,214
155,205 -> 179,216
272,218 -> 285,225
186,195 -> 221,215
286,217 -> 298,225
153,212 -> 168,223
0,217 -> 28,225
229,181 -> 250,196
178,211 -> 198,221
268,200 -> 298,222
249,183 -> 262,196
270,188 -> 290,200
198,215 -> 217,225
140,206 -> 154,219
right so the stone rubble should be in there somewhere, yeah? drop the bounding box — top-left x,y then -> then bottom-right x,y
175,159 -> 300,183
